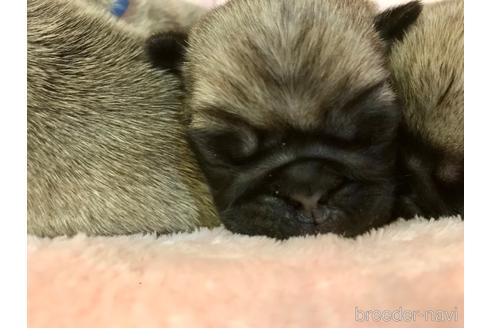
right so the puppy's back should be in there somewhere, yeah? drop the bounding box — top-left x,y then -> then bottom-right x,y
28,0 -> 217,236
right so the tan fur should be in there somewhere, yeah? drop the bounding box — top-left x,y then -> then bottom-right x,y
28,0 -> 218,237
184,0 -> 396,132
389,0 -> 464,157
86,0 -> 207,35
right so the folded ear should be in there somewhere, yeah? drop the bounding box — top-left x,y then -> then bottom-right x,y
374,1 -> 423,46
145,31 -> 188,75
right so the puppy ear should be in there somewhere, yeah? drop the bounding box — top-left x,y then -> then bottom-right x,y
145,31 -> 188,75
374,1 -> 422,46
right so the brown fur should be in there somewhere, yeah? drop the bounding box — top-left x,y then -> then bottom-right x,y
390,0 -> 464,157
184,0 -> 394,131
27,0 -> 218,237
86,0 -> 207,35
390,0 -> 464,217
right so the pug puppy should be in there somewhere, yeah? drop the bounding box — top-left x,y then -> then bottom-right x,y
146,0 -> 423,239
28,0 -> 218,237
390,0 -> 464,219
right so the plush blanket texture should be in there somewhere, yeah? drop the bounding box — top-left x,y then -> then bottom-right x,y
28,218 -> 463,327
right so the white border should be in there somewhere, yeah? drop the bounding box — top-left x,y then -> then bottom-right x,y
464,0 -> 492,327
0,0 -> 485,327
0,0 -> 27,327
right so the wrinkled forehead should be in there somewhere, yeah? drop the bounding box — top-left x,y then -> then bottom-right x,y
185,0 -> 388,130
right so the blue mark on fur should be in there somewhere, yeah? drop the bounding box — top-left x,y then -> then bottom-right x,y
111,0 -> 129,17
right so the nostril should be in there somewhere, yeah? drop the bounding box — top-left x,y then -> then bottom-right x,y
282,191 -> 344,225
289,192 -> 322,213
318,197 -> 328,206
286,198 -> 304,211
312,208 -> 328,224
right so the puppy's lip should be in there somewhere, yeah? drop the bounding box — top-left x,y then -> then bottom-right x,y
224,196 -> 349,227
220,194 -> 389,238
220,206 -> 363,239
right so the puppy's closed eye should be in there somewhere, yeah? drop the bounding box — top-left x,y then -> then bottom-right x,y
188,127 -> 258,165
325,82 -> 400,145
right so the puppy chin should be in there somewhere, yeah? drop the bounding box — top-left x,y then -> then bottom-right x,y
220,194 -> 392,240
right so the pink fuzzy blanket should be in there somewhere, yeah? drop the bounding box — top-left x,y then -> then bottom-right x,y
28,218 -> 463,327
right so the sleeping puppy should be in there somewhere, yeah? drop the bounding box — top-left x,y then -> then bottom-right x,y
390,0 -> 464,219
148,0 -> 423,239
28,0 -> 218,237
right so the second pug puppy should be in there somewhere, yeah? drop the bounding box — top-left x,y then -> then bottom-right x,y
390,0 -> 464,219
147,0 -> 423,238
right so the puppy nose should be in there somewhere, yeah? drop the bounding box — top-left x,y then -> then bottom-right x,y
274,160 -> 344,224
288,192 -> 328,224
